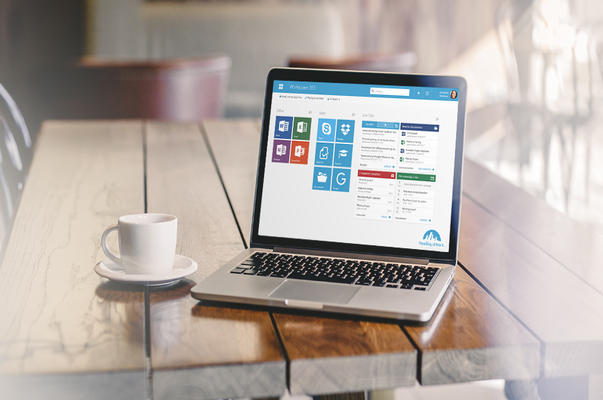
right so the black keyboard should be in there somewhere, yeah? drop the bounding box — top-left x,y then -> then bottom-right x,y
230,252 -> 439,290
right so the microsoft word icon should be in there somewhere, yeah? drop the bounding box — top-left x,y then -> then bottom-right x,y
279,120 -> 289,132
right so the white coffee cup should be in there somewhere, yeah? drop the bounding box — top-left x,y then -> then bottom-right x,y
101,213 -> 177,275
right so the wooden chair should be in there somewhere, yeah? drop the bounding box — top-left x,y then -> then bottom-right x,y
288,52 -> 417,73
48,56 -> 231,121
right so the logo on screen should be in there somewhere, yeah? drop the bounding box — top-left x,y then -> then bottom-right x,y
419,230 -> 444,248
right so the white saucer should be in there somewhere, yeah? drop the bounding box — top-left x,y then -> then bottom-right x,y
95,254 -> 198,286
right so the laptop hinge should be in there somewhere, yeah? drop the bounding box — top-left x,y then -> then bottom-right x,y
272,247 -> 429,265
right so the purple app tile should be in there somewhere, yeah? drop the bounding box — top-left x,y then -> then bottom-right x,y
272,140 -> 291,163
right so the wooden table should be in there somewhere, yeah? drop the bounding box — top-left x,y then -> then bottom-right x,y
0,120 -> 601,400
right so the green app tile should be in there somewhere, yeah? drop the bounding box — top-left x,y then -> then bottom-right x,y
292,117 -> 312,140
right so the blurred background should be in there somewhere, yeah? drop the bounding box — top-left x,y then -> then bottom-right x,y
1,1 -> 603,398
1,0 -> 602,241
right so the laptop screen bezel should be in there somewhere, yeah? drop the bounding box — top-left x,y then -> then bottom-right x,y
250,68 -> 466,264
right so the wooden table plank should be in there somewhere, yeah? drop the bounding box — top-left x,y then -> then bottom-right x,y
145,122 -> 286,400
203,119 -> 418,393
459,195 -> 603,378
202,119 -> 261,243
404,267 -> 540,385
274,314 -> 416,395
0,121 -> 146,399
463,159 -> 603,296
203,119 -> 541,389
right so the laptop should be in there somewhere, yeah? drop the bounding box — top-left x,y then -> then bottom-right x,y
192,68 -> 466,321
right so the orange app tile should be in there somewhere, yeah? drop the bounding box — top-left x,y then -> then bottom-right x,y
290,141 -> 310,164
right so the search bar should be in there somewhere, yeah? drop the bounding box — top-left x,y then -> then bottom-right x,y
370,88 -> 410,96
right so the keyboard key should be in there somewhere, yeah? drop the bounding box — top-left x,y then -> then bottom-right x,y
238,252 -> 439,288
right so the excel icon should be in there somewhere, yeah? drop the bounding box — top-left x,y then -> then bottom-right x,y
293,117 -> 312,140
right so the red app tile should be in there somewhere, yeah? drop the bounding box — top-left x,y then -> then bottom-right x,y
290,141 -> 309,164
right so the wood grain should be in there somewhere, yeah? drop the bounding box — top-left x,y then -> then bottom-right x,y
205,119 -> 543,388
459,195 -> 603,377
404,267 -> 540,385
145,122 -> 286,400
273,314 -> 416,395
0,121 -> 146,399
205,120 -> 419,393
202,119 -> 261,243
463,159 -> 603,295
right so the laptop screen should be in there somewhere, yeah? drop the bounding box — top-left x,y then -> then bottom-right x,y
253,69 -> 466,262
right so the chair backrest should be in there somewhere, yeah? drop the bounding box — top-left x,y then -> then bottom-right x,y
0,83 -> 33,174
0,83 -> 33,251
88,0 -> 346,117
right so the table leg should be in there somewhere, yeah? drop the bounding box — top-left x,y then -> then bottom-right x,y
312,392 -> 365,400
366,389 -> 394,400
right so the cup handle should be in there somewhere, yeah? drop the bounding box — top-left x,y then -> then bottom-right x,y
101,224 -> 121,265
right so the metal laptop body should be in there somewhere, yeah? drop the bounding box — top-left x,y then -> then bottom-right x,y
192,68 -> 467,322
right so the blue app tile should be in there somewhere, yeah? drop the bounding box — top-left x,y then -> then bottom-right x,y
331,168 -> 351,192
314,142 -> 334,166
336,119 -> 355,143
317,118 -> 336,142
333,144 -> 353,168
312,167 -> 332,191
274,116 -> 293,139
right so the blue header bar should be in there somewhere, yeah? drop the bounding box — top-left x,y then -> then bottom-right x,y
274,80 -> 459,101
362,121 -> 400,129
400,123 -> 440,132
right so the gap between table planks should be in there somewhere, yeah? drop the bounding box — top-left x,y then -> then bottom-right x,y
202,119 -> 540,389
144,122 -> 286,400
459,193 -> 603,378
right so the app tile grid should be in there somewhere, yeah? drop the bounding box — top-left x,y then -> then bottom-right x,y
273,116 -> 353,192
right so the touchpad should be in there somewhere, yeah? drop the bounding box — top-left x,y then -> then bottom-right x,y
268,280 -> 360,305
